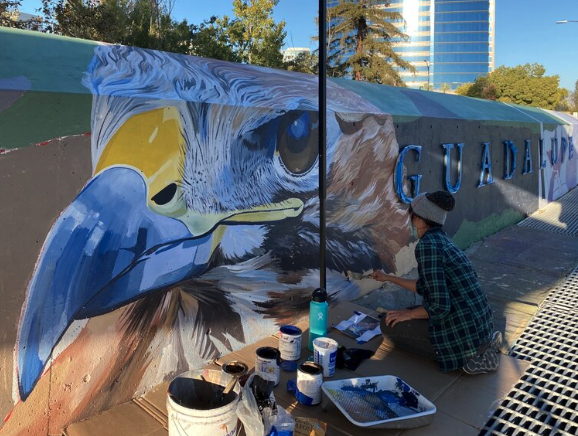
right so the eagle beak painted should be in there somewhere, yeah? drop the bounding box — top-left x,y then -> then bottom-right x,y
17,106 -> 304,400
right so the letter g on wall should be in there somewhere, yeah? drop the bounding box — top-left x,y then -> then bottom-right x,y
395,145 -> 422,204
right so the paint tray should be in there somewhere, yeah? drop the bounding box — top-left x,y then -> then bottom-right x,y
321,375 -> 436,429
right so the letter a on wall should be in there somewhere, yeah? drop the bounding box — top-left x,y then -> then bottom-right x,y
523,139 -> 533,175
479,142 -> 494,187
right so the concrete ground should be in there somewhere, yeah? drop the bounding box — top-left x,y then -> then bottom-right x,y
64,188 -> 578,436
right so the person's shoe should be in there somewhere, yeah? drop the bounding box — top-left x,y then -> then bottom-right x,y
461,335 -> 501,375
490,331 -> 503,354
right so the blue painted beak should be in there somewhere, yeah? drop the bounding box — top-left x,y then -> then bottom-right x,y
17,167 -> 211,400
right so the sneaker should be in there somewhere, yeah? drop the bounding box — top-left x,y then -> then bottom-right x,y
461,335 -> 501,375
490,331 -> 503,354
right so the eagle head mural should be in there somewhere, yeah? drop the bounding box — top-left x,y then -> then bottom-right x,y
10,45 -> 410,431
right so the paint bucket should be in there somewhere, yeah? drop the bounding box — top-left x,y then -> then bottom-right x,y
221,360 -> 249,386
296,361 -> 323,406
279,325 -> 302,361
313,337 -> 338,377
167,369 -> 241,436
255,346 -> 281,386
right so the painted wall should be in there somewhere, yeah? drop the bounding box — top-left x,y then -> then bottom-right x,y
1,28 -> 576,435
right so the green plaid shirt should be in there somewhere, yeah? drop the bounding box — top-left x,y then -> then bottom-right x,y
415,228 -> 494,372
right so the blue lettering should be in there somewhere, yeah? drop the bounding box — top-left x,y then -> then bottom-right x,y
522,139 -> 533,175
504,140 -> 517,180
561,137 -> 567,163
479,142 -> 494,187
539,138 -> 547,169
551,137 -> 558,165
570,136 -> 575,160
442,143 -> 464,194
395,145 -> 422,204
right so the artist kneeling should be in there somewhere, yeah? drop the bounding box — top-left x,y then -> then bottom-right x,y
371,191 -> 501,375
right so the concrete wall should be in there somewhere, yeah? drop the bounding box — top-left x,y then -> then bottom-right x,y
1,28 -> 576,434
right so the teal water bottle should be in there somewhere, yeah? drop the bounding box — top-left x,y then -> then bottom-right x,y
308,288 -> 328,351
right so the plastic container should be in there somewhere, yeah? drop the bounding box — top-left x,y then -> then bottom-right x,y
167,369 -> 241,436
321,375 -> 436,429
308,288 -> 328,351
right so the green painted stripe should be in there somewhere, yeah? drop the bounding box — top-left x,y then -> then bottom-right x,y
453,209 -> 525,249
0,91 -> 91,150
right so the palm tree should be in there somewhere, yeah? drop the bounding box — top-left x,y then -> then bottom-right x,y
327,0 -> 415,86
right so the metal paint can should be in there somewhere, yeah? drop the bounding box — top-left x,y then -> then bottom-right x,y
255,347 -> 280,386
296,361 -> 323,406
313,337 -> 338,377
221,360 -> 249,386
279,325 -> 302,361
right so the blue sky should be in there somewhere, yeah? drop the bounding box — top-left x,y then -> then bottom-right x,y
19,0 -> 577,90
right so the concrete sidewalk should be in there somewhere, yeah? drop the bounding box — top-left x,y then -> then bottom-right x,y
63,189 -> 578,436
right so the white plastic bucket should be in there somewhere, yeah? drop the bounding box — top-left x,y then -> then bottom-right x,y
167,369 -> 241,436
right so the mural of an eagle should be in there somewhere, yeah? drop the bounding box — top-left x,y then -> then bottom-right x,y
7,45 -> 410,433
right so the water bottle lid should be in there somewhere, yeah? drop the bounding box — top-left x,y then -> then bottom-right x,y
312,288 -> 327,303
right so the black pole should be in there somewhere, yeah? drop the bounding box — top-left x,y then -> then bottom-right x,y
319,0 -> 327,290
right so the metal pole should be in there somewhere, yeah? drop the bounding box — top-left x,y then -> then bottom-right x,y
424,59 -> 430,90
319,0 -> 327,290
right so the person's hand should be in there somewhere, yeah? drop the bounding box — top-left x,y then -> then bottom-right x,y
370,270 -> 390,282
385,309 -> 413,327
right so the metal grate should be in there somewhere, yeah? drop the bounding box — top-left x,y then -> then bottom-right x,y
479,266 -> 578,436
518,188 -> 578,237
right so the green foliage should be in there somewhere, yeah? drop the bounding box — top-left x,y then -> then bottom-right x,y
1,0 -> 41,29
189,16 -> 238,62
456,64 -> 567,110
571,79 -> 578,112
39,0 -> 192,54
36,0 -> 286,68
284,52 -> 319,74
439,83 -> 451,94
223,0 -> 286,68
326,0 -> 415,85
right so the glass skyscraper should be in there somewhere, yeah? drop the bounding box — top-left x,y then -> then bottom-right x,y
386,0 -> 495,90
326,0 -> 495,91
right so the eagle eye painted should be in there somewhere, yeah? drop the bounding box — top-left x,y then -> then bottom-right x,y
152,183 -> 178,206
277,111 -> 319,174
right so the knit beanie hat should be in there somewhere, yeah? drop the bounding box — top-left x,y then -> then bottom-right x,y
410,191 -> 455,225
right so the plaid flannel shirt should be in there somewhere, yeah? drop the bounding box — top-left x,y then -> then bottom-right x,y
415,228 -> 494,372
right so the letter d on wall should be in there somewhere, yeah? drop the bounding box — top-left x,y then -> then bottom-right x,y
504,140 -> 517,180
395,145 -> 422,204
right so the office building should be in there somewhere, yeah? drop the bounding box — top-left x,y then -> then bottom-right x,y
386,0 -> 495,90
282,47 -> 311,63
326,0 -> 495,90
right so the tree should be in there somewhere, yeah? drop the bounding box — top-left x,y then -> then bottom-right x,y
570,79 -> 578,112
326,0 -> 415,85
439,83 -> 451,94
456,64 -> 567,110
39,0 -> 192,54
189,16 -> 238,62
1,0 -> 41,29
222,0 -> 286,68
283,52 -> 319,74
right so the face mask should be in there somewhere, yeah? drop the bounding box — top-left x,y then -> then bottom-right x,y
410,221 -> 419,240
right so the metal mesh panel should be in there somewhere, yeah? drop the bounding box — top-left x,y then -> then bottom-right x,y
479,267 -> 578,436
